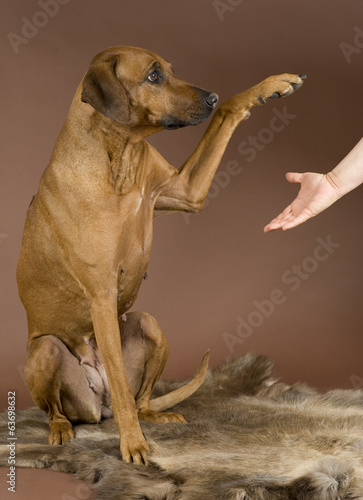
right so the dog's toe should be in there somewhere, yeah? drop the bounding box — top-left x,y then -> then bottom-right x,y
48,422 -> 75,445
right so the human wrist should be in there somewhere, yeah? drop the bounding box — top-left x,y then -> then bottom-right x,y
327,138 -> 363,197
324,171 -> 347,199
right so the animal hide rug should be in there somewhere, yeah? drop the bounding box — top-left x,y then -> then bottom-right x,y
1,353 -> 363,499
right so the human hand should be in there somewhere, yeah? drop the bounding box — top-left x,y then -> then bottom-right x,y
264,171 -> 342,232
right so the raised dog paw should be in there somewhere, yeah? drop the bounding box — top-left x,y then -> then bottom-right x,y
48,422 -> 75,445
256,74 -> 306,105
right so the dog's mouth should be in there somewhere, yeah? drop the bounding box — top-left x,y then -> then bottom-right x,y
163,118 -> 191,130
163,91 -> 219,131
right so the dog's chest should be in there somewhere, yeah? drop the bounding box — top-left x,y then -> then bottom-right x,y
116,261 -> 148,313
114,199 -> 153,313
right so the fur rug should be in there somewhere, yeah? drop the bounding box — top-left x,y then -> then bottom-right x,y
2,353 -> 363,499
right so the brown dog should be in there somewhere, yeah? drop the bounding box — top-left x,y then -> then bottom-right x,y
17,46 -> 304,464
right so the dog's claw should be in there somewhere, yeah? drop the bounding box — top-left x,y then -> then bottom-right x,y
120,438 -> 149,465
254,74 -> 305,107
299,74 -> 307,80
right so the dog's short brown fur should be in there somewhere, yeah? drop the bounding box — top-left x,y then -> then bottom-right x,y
17,46 -> 304,463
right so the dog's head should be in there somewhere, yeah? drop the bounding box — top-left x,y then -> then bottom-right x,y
81,46 -> 218,131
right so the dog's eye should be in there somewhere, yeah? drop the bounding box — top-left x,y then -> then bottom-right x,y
147,71 -> 160,83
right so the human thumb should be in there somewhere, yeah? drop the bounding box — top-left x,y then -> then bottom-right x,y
285,172 -> 303,184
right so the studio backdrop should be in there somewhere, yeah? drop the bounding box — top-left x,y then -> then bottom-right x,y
0,1 -> 362,497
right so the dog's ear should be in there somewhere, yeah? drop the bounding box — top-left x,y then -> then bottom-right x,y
81,57 -> 130,124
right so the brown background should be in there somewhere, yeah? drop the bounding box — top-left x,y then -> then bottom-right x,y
1,0 -> 363,497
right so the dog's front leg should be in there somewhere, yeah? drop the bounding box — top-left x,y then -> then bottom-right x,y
90,296 -> 149,464
156,74 -> 305,213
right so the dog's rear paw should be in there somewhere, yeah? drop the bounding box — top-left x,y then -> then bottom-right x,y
48,422 -> 75,445
138,409 -> 187,424
256,74 -> 306,105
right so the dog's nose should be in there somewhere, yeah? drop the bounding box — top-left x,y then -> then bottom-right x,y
206,93 -> 219,108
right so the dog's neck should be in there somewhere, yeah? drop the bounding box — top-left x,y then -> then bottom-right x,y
57,88 -> 164,195
89,110 -> 168,195
106,135 -> 147,195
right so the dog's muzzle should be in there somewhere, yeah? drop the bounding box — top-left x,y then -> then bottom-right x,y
163,90 -> 219,130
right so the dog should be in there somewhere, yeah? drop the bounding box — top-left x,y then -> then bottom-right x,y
17,45 -> 305,464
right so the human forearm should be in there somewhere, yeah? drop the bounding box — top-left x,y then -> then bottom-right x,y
326,137 -> 363,197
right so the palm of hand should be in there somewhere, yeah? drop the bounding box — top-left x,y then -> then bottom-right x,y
265,172 -> 341,231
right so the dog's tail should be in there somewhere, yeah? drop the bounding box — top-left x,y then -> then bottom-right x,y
149,350 -> 210,412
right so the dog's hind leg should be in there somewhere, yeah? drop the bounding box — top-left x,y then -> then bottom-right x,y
25,335 -> 103,445
120,311 -> 187,424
